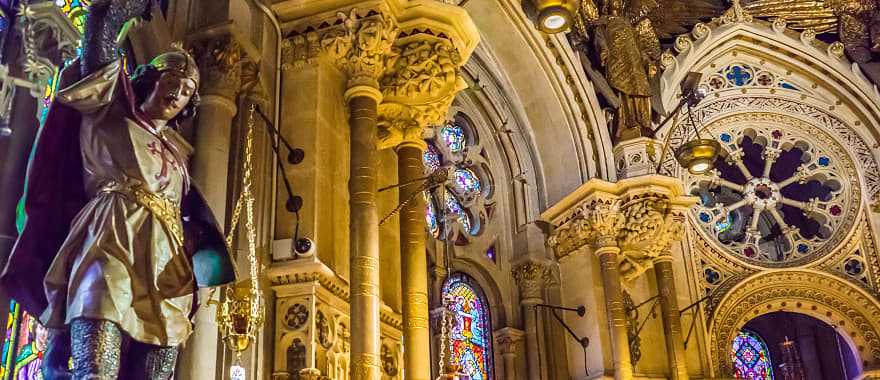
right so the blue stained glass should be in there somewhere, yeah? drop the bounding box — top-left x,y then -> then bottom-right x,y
423,144 -> 442,172
797,244 -> 809,253
445,190 -> 472,234
721,133 -> 732,143
443,274 -> 493,380
440,123 -> 466,153
454,168 -> 481,194
727,65 -> 752,86
425,191 -> 439,237
715,214 -> 733,233
818,157 -> 830,167
700,212 -> 711,223
732,330 -> 774,380
779,81 -> 799,91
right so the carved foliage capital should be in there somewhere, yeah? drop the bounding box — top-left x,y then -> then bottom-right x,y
493,328 -> 525,355
512,262 -> 553,299
547,198 -> 624,258
192,35 -> 244,98
284,11 -> 396,89
617,195 -> 688,281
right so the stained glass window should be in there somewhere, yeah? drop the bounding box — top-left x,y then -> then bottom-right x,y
732,330 -> 774,380
444,190 -> 472,234
440,123 -> 465,153
425,191 -> 439,237
55,0 -> 91,35
422,115 -> 492,241
454,168 -> 481,194
423,143 -> 441,173
0,301 -> 49,380
443,273 -> 493,380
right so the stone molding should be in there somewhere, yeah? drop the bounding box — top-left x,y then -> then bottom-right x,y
543,175 -> 695,282
268,259 -> 404,331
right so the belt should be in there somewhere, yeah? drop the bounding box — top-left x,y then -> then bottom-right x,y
100,185 -> 184,246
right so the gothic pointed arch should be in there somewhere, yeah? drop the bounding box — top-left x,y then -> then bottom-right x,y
709,270 -> 880,377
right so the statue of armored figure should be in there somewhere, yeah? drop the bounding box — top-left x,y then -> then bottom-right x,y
0,0 -> 236,379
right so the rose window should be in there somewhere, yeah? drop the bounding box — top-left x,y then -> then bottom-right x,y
423,115 -> 492,241
687,116 -> 857,267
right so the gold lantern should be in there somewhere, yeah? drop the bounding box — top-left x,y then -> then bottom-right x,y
215,103 -> 265,365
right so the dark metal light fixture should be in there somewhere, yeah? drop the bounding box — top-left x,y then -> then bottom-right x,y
653,72 -> 720,175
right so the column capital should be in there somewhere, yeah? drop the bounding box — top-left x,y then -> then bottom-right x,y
512,261 -> 554,301
542,176 -> 697,282
277,2 -> 479,149
493,327 -> 525,355
190,34 -> 246,99
546,196 -> 624,259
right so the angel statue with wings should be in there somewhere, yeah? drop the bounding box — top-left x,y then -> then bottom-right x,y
575,0 -> 722,143
744,0 -> 880,81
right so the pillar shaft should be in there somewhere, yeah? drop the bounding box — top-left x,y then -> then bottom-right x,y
598,247 -> 633,380
502,353 -> 517,380
522,297 -> 543,380
179,93 -> 237,380
655,258 -> 689,380
347,91 -> 382,380
397,144 -> 431,380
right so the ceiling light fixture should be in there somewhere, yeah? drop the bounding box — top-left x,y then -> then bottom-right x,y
653,72 -> 721,175
532,0 -> 576,33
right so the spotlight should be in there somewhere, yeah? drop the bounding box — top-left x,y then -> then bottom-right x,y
674,138 -> 720,174
532,0 -> 576,33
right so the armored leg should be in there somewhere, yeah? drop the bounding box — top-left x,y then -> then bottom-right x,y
70,318 -> 122,380
125,340 -> 180,380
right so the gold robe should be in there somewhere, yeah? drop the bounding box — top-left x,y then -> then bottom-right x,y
40,60 -> 195,346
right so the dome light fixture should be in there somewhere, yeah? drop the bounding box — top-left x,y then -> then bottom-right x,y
674,138 -> 721,174
533,0 -> 576,33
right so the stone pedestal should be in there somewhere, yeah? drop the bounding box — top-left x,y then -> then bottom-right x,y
612,137 -> 661,179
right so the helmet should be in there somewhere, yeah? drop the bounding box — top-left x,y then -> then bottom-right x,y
148,49 -> 200,88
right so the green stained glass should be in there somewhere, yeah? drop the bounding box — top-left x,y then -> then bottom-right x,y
56,0 -> 90,35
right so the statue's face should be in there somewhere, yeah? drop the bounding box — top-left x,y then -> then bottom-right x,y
141,70 -> 197,121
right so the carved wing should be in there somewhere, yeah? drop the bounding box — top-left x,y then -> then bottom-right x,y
741,0 -> 838,33
631,0 -> 726,39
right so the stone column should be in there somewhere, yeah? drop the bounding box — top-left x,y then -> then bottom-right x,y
342,17 -> 394,380
654,256 -> 689,380
347,86 -> 383,379
180,36 -> 243,380
494,327 -> 525,380
513,262 -> 550,380
397,141 -> 431,380
596,244 -> 634,380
